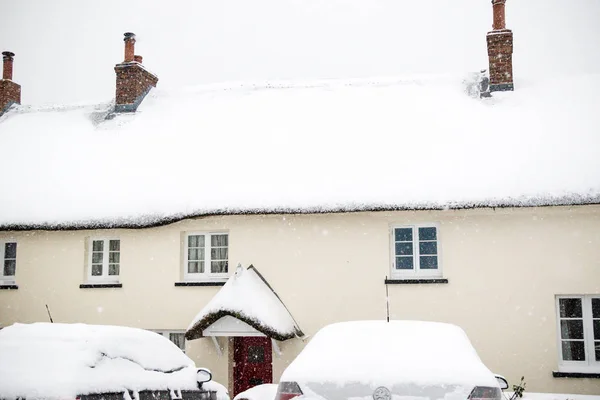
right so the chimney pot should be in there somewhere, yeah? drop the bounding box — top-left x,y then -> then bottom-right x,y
123,32 -> 136,62
491,0 -> 507,30
134,55 -> 143,63
2,51 -> 15,80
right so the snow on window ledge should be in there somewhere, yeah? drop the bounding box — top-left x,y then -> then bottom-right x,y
553,371 -> 600,378
79,283 -> 123,289
385,278 -> 448,284
174,281 -> 226,287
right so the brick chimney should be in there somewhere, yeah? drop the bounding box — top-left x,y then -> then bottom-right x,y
486,0 -> 514,92
114,32 -> 158,112
0,51 -> 21,116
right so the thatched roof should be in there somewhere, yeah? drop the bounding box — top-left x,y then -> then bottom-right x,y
186,265 -> 303,341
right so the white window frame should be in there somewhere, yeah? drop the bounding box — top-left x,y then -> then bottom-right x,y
390,223 -> 442,279
556,295 -> 600,373
154,330 -> 186,353
0,241 -> 17,285
87,237 -> 121,283
184,232 -> 229,282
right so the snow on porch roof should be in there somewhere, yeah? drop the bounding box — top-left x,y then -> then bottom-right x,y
186,265 -> 303,341
0,73 -> 600,231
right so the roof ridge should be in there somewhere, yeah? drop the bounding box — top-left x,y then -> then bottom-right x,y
175,73 -> 460,97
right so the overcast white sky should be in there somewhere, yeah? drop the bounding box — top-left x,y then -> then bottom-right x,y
1,0 -> 599,105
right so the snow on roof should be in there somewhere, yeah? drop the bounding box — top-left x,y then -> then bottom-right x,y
186,265 -> 303,341
280,320 -> 497,388
1,0 -> 600,229
0,322 -> 209,399
0,73 -> 599,230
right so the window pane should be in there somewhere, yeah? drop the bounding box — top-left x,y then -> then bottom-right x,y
188,262 -> 198,273
395,242 -> 413,256
211,247 -> 228,260
395,228 -> 412,242
211,261 -> 228,273
559,298 -> 583,318
592,298 -> 600,318
561,340 -> 586,361
396,256 -> 413,270
4,243 -> 16,259
109,240 -> 120,251
109,252 -> 120,263
169,333 -> 185,351
420,256 -> 438,269
560,320 -> 584,340
92,252 -> 103,263
211,234 -> 228,247
418,227 -> 437,241
188,235 -> 205,248
108,264 -> 119,276
594,320 -> 600,340
91,264 -> 102,276
419,242 -> 437,255
596,342 -> 600,362
188,261 -> 204,274
188,248 -> 204,261
3,260 -> 16,276
92,240 -> 104,251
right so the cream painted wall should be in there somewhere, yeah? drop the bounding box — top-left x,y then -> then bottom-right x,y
1,206 -> 599,395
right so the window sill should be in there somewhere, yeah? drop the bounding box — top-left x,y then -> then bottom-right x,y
174,281 -> 226,287
0,284 -> 18,290
80,283 -> 123,289
385,278 -> 448,284
552,371 -> 600,379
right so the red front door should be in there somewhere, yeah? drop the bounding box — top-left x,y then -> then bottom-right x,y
233,337 -> 273,396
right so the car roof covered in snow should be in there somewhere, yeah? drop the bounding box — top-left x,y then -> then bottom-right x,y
280,320 -> 497,388
186,265 -> 303,341
0,0 -> 599,230
0,322 -> 212,400
232,384 -> 278,400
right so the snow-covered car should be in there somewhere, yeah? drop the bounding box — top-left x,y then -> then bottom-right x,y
0,322 -> 229,400
233,384 -> 278,400
276,321 -> 507,400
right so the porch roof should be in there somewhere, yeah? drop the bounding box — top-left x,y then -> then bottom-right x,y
185,265 -> 303,341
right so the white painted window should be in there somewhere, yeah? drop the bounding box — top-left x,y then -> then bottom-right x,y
391,224 -> 441,278
87,238 -> 120,282
556,295 -> 600,373
0,241 -> 17,284
155,331 -> 186,353
184,232 -> 228,281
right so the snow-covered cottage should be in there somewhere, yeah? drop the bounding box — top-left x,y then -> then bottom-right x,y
0,0 -> 599,396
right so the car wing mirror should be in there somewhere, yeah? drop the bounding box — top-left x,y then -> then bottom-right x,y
494,375 -> 509,390
197,368 -> 212,387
